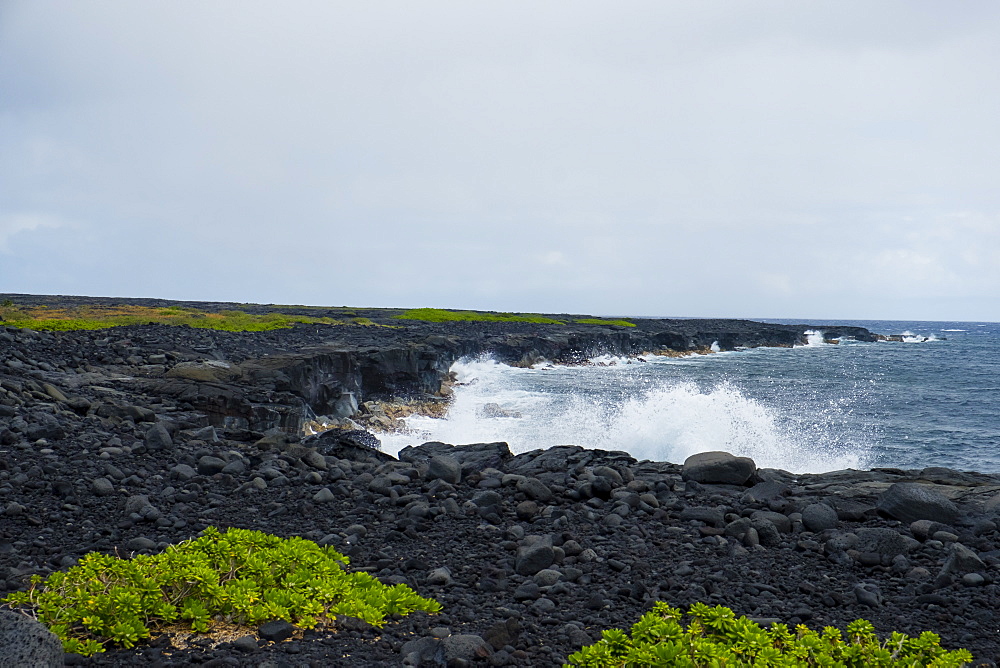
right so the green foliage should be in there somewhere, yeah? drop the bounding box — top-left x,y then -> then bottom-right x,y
575,318 -> 636,327
395,307 -> 564,325
351,317 -> 375,325
564,602 -> 973,667
3,527 -> 440,657
0,304 -> 348,332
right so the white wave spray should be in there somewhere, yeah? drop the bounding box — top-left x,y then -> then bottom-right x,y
380,356 -> 871,473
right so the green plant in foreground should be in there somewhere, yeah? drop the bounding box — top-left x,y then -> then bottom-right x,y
395,307 -> 565,325
565,601 -> 972,667
2,527 -> 440,657
575,318 -> 636,327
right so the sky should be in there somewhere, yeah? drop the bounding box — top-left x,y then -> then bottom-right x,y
2,1 -> 999,321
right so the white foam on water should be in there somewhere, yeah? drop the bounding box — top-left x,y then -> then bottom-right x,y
941,329 -> 966,332
901,331 -> 939,343
380,356 -> 870,473
801,330 -> 827,346
710,341 -> 722,353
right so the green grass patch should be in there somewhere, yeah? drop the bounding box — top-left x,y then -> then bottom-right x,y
395,308 -> 564,325
3,527 -> 440,657
565,601 -> 971,667
0,304 -> 346,332
574,318 -> 636,327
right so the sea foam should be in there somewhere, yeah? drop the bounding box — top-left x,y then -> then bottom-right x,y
379,356 -> 870,473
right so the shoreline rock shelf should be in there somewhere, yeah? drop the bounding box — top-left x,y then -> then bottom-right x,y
0,302 -> 995,665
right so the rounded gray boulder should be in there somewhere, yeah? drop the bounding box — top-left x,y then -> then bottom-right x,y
682,451 -> 756,485
802,503 -> 839,532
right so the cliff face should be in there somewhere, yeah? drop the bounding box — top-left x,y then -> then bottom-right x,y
0,299 -> 878,435
130,321 -> 875,433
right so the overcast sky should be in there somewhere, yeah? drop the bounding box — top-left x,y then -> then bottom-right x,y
2,1 -> 999,321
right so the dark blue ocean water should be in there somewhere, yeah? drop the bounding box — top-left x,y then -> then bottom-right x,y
383,320 -> 1000,474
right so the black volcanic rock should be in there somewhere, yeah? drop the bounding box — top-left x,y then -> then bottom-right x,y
2,297 -> 995,666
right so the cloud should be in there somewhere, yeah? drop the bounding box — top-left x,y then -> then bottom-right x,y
1,1 -> 999,320
0,213 -> 66,253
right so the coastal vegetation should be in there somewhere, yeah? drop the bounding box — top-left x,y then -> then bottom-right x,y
574,318 -> 636,327
565,602 -> 972,667
395,307 -> 565,324
0,303 -> 342,332
394,308 -> 637,327
2,527 -> 441,656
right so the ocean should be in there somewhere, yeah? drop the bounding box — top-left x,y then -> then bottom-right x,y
381,320 -> 1000,475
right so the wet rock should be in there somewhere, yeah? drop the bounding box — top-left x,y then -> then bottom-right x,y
682,451 -> 756,485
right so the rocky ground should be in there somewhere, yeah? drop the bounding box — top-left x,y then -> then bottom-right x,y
0,305 -> 997,666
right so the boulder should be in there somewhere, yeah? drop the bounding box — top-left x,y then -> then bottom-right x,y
682,451 -> 756,485
426,455 -> 461,484
0,610 -> 63,667
876,483 -> 959,525
166,360 -> 242,383
940,543 -> 986,575
515,535 -> 554,576
801,503 -> 838,532
855,527 -> 915,558
144,423 -> 173,451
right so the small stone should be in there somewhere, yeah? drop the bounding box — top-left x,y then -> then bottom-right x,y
515,535 -> 554,576
442,634 -> 493,661
533,569 -> 562,586
962,573 -> 985,587
313,487 -> 336,503
853,584 -> 882,608
426,455 -> 461,484
801,503 -> 838,532
258,619 -> 294,642
144,423 -> 173,451
516,477 -> 553,502
126,537 -> 157,552
940,543 -> 986,575
197,456 -> 227,475
91,478 -> 115,497
427,567 -> 453,586
170,464 -> 197,480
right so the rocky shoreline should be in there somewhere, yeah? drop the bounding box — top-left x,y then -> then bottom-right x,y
1,298 -> 997,666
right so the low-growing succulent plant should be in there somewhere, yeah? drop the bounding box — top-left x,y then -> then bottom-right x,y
565,601 -> 973,667
2,527 -> 441,657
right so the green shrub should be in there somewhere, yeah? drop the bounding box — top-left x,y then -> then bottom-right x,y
564,602 -> 972,667
3,527 -> 440,657
0,304 -> 342,332
575,318 -> 636,327
395,307 -> 564,325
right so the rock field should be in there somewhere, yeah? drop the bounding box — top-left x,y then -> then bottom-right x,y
0,307 -> 997,666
